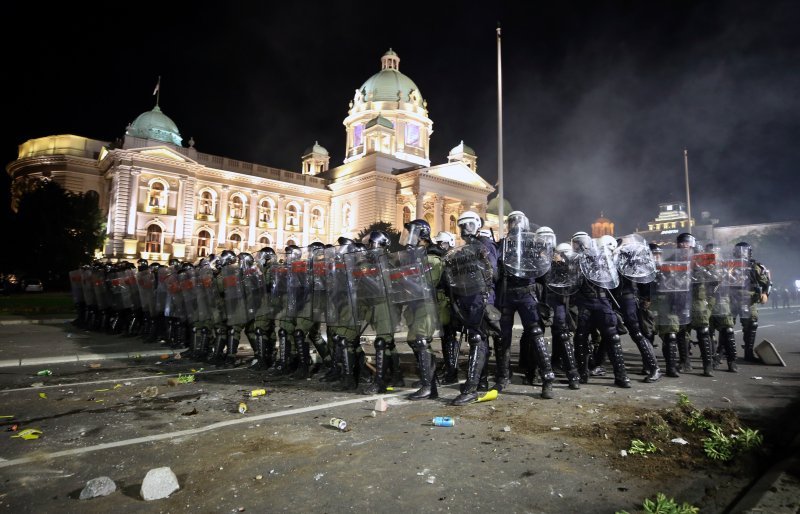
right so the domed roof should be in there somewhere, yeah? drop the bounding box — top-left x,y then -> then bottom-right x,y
365,114 -> 394,129
448,140 -> 476,157
358,49 -> 424,104
303,141 -> 329,156
486,196 -> 513,215
126,105 -> 183,146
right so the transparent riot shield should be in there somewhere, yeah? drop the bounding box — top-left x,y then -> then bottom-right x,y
690,252 -> 718,284
325,247 -> 358,327
92,270 -> 109,311
310,248 -> 328,323
110,271 -> 133,311
124,269 -> 141,311
155,267 -> 171,318
579,242 -> 620,289
136,269 -> 156,317
653,249 -> 692,328
546,247 -> 581,296
221,264 -> 248,326
81,269 -> 96,308
615,234 -> 656,284
179,270 -> 199,324
69,270 -> 84,305
286,250 -> 312,319
347,248 -> 397,333
269,262 -> 290,321
164,269 -> 187,321
386,247 -> 441,337
443,241 -> 492,297
194,267 -> 220,325
502,231 -> 552,279
242,262 -> 265,323
721,256 -> 752,319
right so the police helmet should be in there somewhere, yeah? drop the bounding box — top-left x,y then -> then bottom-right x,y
336,236 -> 356,255
535,226 -> 557,246
733,241 -> 752,260
168,258 -> 180,267
598,235 -> 618,252
433,231 -> 456,250
400,219 -> 432,247
365,230 -> 391,249
506,211 -> 530,233
218,250 -> 237,267
238,252 -> 254,268
457,211 -> 482,238
571,231 -> 591,252
284,245 -> 302,261
676,232 -> 696,249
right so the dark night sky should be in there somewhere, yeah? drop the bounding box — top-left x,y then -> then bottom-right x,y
3,0 -> 799,242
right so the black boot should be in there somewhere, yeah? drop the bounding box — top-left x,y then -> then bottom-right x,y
181,326 -> 200,358
478,351 -> 490,392
208,328 -> 228,364
269,328 -> 289,375
697,327 -> 714,377
662,333 -> 680,377
492,340 -> 512,392
292,330 -> 311,379
441,335 -> 460,385
409,338 -> 438,400
531,327 -> 556,399
559,332 -> 581,390
387,340 -> 405,387
355,346 -> 374,387
452,334 -> 487,406
607,334 -> 631,388
362,338 -> 387,395
632,332 -> 661,383
334,339 -> 357,391
574,330 -> 590,384
320,336 -> 343,382
225,327 -> 240,366
743,320 -> 758,362
723,327 -> 738,372
677,330 -> 692,373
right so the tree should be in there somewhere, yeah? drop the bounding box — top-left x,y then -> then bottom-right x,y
9,179 -> 105,289
357,220 -> 403,252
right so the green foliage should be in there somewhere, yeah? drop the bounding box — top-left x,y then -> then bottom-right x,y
356,220 -> 403,252
703,425 -> 734,461
7,179 -> 105,288
686,410 -> 715,432
629,439 -> 658,455
616,493 -> 699,514
734,427 -> 764,450
676,392 -> 691,408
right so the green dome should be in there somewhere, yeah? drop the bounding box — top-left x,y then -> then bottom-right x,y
126,105 -> 183,146
486,196 -> 513,215
303,141 -> 329,156
449,140 -> 476,156
358,50 -> 424,104
365,114 -> 394,129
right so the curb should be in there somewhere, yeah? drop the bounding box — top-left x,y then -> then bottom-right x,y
0,318 -> 72,326
0,349 -> 179,369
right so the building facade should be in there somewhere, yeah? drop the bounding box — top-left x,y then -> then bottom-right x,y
6,50 -> 494,262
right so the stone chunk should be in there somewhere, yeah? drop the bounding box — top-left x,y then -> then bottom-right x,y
79,476 -> 117,499
140,467 -> 180,500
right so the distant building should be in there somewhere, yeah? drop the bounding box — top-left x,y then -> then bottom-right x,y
635,201 -> 698,247
591,212 -> 614,238
6,50 -> 494,262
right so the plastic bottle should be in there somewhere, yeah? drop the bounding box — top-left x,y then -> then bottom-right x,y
432,416 -> 454,427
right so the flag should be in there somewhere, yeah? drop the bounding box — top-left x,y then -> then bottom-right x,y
153,78 -> 160,96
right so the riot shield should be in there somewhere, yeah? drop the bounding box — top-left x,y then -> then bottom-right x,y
443,241 -> 492,297
546,247 -> 581,296
690,252 -> 718,284
164,269 -> 187,321
124,269 -> 141,311
347,248 -> 397,333
269,262 -> 290,321
221,264 -> 248,326
387,247 -> 441,337
92,270 -> 109,311
136,269 -> 156,317
579,242 -> 619,289
325,247 -> 359,327
155,267 -> 171,318
615,234 -> 656,284
81,269 -> 96,308
721,256 -> 752,319
653,249 -> 692,328
502,231 -> 552,279
286,250 -> 312,319
242,262 -> 265,323
310,248 -> 328,323
178,269 -> 199,324
110,271 -> 133,311
69,270 -> 84,305
194,267 -> 220,325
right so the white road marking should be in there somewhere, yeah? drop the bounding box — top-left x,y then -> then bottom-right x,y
787,320 -> 800,324
0,392 -> 405,469
0,367 -> 248,394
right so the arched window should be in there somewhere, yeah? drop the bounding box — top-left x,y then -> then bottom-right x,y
197,230 -> 212,257
230,195 -> 245,220
259,198 -> 275,225
146,180 -> 168,213
198,190 -> 215,216
310,207 -> 325,231
343,203 -> 353,230
258,234 -> 272,247
229,233 -> 243,251
286,239 -> 297,247
145,224 -> 162,253
403,206 -> 412,225
286,203 -> 300,228
449,215 -> 457,234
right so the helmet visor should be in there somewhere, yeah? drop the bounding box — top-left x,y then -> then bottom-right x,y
400,225 -> 424,247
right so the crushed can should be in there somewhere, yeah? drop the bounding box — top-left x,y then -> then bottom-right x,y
329,417 -> 347,430
238,402 -> 248,414
250,389 -> 267,397
432,416 -> 454,427
37,370 -> 52,376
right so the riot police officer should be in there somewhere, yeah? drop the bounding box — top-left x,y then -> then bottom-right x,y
432,231 -> 460,384
731,242 -> 772,362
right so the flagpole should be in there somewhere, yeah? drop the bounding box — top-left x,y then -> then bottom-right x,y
496,24 -> 504,241
154,76 -> 161,106
684,148 -> 692,231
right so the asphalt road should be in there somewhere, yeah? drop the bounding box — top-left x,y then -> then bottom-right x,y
0,306 -> 798,513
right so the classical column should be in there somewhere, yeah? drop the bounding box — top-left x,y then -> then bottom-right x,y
433,194 -> 443,234
415,188 -> 425,220
126,170 -> 140,237
302,200 -> 312,246
174,178 -> 186,241
248,190 -> 259,246
276,195 -> 286,248
217,186 -> 230,246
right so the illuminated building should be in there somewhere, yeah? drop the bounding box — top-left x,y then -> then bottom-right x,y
6,50 -> 494,261
591,212 -> 614,238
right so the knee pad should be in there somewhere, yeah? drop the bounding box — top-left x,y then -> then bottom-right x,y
373,337 -> 386,351
697,326 -> 710,337
412,337 -> 429,352
468,333 -> 484,348
530,326 -> 544,338
278,328 -> 288,338
293,329 -> 305,340
254,327 -> 263,336
559,332 -> 571,344
608,334 -> 621,345
724,327 -> 735,337
191,326 -> 199,335
750,320 -> 759,331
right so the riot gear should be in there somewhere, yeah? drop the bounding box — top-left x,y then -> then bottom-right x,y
506,211 -> 529,234
218,250 -> 237,268
400,219 -> 431,247
676,233 -> 696,249
433,231 -> 456,252
598,235 -> 618,253
571,231 -> 591,253
364,230 -> 391,249
238,252 -> 254,269
733,241 -> 752,260
457,211 -> 482,239
137,258 -> 149,271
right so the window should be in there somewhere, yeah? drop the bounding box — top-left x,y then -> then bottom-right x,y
145,225 -> 162,253
229,233 -> 243,251
230,195 -> 245,220
286,203 -> 300,228
198,191 -> 214,216
403,206 -> 412,225
405,123 -> 420,147
353,124 -> 363,148
259,198 -> 275,224
146,180 -> 167,212
311,207 -> 324,230
343,203 -> 353,230
449,215 -> 457,234
258,234 -> 272,247
286,239 -> 297,247
197,230 -> 212,257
